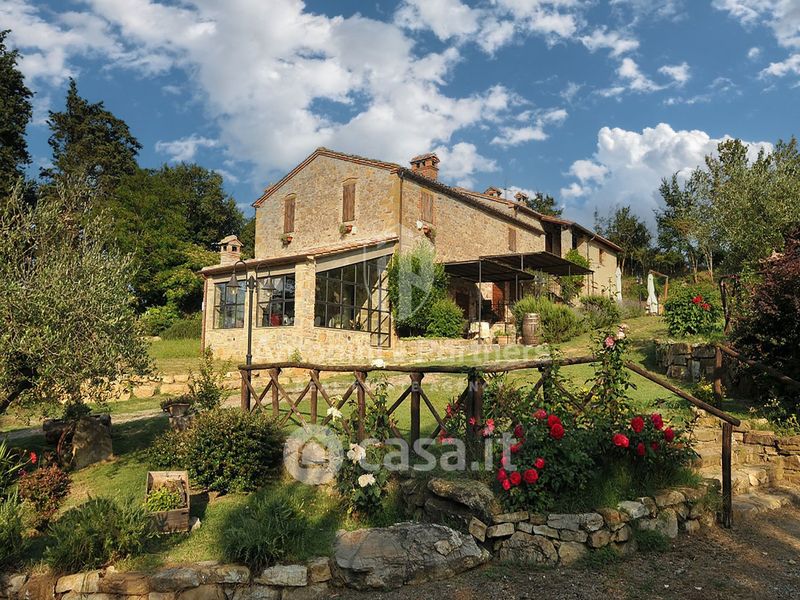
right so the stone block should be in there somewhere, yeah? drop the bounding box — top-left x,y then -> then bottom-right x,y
675,503 -> 690,520
580,513 -> 604,532
99,573 -> 150,595
177,585 -> 226,600
617,501 -> 648,520
230,586 -> 281,600
596,508 -> 623,529
161,383 -> 190,395
528,513 -> 547,525
682,519 -> 701,534
654,490 -> 686,508
516,522 -> 533,534
133,384 -> 158,398
282,583 -> 330,600
151,568 -> 206,592
492,510 -> 529,524
149,593 -> 177,600
588,529 -> 612,548
468,517 -> 487,542
256,565 -> 307,587
743,432 -> 777,446
56,571 -> 102,594
637,508 -> 678,539
612,524 -> 631,542
307,558 -> 331,583
532,525 -> 559,538
494,532 -> 557,565
557,541 -> 587,566
637,496 -> 658,516
211,565 -> 250,585
559,529 -> 588,543
547,513 -> 580,531
486,522 -> 515,538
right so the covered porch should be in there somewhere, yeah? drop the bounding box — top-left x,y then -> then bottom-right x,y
443,251 -> 594,342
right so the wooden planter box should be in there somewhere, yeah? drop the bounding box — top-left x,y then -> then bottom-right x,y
146,471 -> 190,533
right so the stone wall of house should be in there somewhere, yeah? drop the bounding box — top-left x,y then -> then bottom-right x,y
254,154 -> 400,258
654,341 -> 718,382
398,177 -> 546,262
400,477 -> 717,568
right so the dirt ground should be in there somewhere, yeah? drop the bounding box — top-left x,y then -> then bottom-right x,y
333,506 -> 800,600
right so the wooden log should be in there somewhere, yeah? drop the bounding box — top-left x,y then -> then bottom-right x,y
240,369 -> 250,412
310,369 -> 319,424
624,361 -> 740,426
356,371 -> 367,441
713,346 -> 724,403
722,421 -> 733,529
718,344 -> 800,390
269,368 -> 281,418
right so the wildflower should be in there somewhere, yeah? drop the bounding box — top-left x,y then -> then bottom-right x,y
523,469 -> 539,484
631,416 -> 645,433
701,302 -> 710,311
692,295 -> 703,304
357,474 -> 376,487
501,479 -> 511,491
604,335 -> 616,349
549,423 -> 565,440
547,414 -> 561,428
509,471 -> 522,486
497,468 -> 508,481
29,451 -> 38,465
468,416 -> 477,426
346,443 -> 366,463
327,407 -> 343,420
534,457 -> 545,469
613,433 -> 630,448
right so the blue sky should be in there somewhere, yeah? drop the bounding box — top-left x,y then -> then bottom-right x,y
4,0 -> 799,226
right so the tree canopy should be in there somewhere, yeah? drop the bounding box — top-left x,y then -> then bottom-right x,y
595,205 -> 651,275
0,30 -> 33,194
524,191 -> 563,217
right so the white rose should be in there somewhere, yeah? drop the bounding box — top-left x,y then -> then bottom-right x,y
347,443 -> 366,463
327,407 -> 343,420
616,330 -> 626,340
357,473 -> 376,488
371,358 -> 386,369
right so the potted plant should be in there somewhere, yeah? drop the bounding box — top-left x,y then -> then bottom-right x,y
160,394 -> 193,417
339,223 -> 353,235
145,471 -> 191,533
281,233 -> 293,245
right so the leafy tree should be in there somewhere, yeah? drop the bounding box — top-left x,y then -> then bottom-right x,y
595,205 -> 652,275
387,243 -> 448,336
239,217 -> 256,259
0,30 -> 33,194
559,248 -> 590,304
0,179 -> 151,415
42,79 -> 141,199
524,192 -> 563,217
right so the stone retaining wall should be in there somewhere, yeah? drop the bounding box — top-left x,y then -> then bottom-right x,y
654,341 -> 718,383
401,476 -> 718,567
2,559 -> 332,600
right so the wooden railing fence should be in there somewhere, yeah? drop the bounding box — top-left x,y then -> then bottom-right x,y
240,355 -> 742,527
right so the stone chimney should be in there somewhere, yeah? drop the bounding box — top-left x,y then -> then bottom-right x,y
410,153 -> 440,181
218,235 -> 243,266
514,191 -> 529,203
484,186 -> 502,198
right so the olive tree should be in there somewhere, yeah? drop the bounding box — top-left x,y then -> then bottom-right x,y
0,179 -> 151,415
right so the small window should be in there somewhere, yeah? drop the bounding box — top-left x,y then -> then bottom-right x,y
508,228 -> 517,252
342,181 -> 356,222
599,248 -> 605,265
284,196 -> 296,233
572,232 -> 579,249
420,191 -> 434,223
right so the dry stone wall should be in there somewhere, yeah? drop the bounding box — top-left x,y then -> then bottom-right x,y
654,341 -> 718,383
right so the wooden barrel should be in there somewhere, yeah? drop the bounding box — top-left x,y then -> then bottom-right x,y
522,313 -> 540,345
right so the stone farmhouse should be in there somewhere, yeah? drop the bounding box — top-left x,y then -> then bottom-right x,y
200,148 -> 620,363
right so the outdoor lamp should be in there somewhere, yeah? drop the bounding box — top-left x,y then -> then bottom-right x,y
226,270 -> 240,294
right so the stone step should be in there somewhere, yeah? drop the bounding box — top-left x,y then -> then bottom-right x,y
732,487 -> 800,520
698,466 -> 773,493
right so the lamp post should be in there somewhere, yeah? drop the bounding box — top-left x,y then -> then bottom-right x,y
226,260 -> 276,405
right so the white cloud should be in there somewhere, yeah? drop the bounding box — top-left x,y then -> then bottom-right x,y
559,123 -> 773,227
395,0 -> 480,41
7,0 -> 529,188
432,142 -> 497,187
579,28 -> 639,57
560,81 -> 583,102
713,0 -> 800,48
747,46 -> 762,59
658,62 -> 691,85
155,135 -> 219,162
761,53 -> 800,77
490,106 -> 568,147
618,57 -> 662,92
610,0 -> 684,22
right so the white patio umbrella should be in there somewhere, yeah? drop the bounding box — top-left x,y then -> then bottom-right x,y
646,273 -> 659,315
615,267 -> 623,304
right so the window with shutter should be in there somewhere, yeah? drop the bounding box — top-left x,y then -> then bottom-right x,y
342,181 -> 356,222
508,228 -> 517,252
420,191 -> 434,223
284,196 -> 295,233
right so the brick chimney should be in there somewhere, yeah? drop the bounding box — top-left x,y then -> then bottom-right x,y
514,191 -> 529,203
484,186 -> 502,198
410,153 -> 440,181
218,235 -> 243,266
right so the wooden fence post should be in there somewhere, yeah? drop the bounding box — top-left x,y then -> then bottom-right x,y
466,371 -> 485,462
270,368 -> 281,418
310,369 -> 319,424
240,368 -> 250,412
713,346 -> 724,403
356,371 -> 367,441
409,373 -> 424,448
722,421 -> 733,528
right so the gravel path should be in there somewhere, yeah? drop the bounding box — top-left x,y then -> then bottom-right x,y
333,506 -> 800,600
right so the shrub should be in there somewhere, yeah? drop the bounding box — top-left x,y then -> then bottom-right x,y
144,483 -> 186,512
634,528 -> 669,553
45,498 -> 156,573
222,490 -> 309,570
187,347 -> 225,411
0,495 -> 25,568
18,464 -> 71,528
559,249 -> 590,304
139,304 -> 181,336
387,243 -> 448,336
512,296 -> 583,343
620,299 -> 645,319
663,284 -> 722,337
160,313 -> 202,340
425,298 -> 465,338
185,409 -> 285,493
0,440 -> 28,498
580,295 -> 621,330
148,428 -> 191,470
